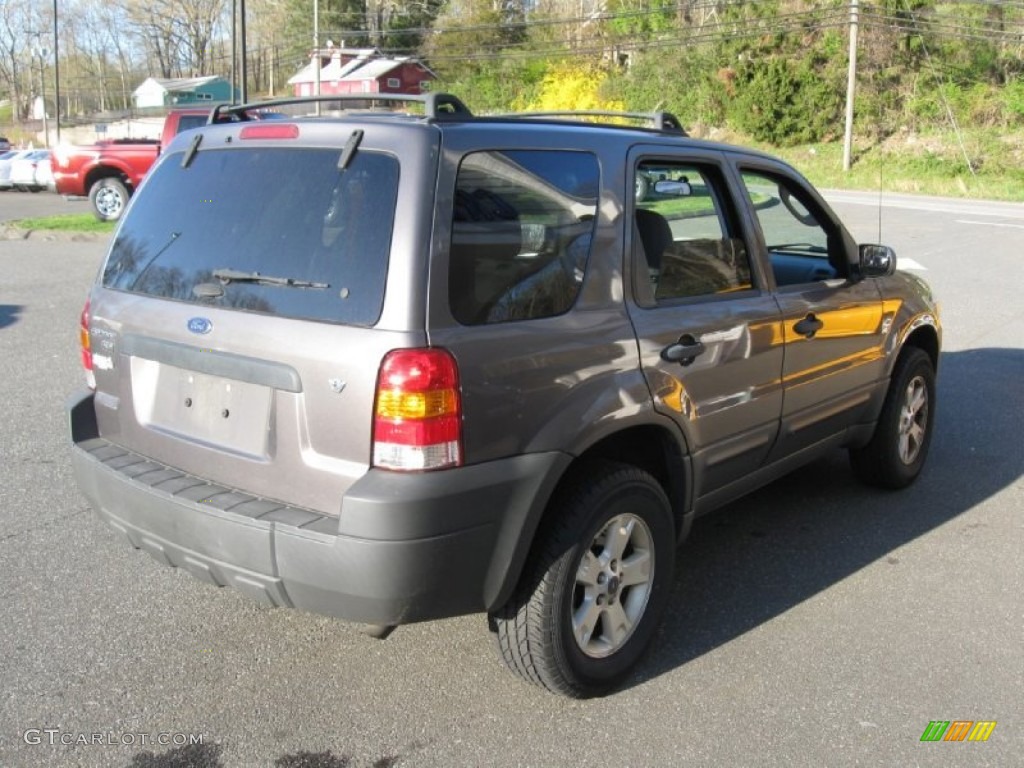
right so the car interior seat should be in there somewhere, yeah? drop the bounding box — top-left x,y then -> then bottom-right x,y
634,208 -> 673,304
449,188 -> 522,324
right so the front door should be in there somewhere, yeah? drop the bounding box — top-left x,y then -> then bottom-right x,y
735,165 -> 886,459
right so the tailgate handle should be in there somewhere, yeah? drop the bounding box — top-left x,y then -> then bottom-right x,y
661,335 -> 706,366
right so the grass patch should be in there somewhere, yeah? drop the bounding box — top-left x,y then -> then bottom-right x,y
642,193 -> 716,218
768,130 -> 1024,202
642,190 -> 770,218
10,214 -> 115,233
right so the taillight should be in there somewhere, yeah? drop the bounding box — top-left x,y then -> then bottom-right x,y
79,298 -> 95,390
373,348 -> 462,471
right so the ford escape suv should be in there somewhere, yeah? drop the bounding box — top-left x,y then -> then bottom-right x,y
69,93 -> 941,697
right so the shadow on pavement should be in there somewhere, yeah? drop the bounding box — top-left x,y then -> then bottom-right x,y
635,346 -> 1023,685
0,304 -> 23,329
126,743 -> 223,767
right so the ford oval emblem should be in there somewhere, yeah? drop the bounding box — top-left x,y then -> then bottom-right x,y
187,317 -> 213,335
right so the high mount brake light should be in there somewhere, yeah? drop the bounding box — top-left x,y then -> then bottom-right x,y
372,348 -> 462,471
239,124 -> 300,140
79,298 -> 95,390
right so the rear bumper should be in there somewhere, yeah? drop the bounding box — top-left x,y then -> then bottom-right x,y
68,390 -> 570,625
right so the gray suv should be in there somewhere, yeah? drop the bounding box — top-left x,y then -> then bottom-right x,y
69,94 -> 941,697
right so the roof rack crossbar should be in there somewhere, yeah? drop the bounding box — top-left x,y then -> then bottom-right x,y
208,93 -> 472,125
494,109 -> 687,136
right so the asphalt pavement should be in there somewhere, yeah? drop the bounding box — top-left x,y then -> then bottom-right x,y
0,189 -> 90,223
0,191 -> 1021,767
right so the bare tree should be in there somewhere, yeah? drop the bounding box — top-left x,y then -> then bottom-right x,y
1,0 -> 58,123
178,0 -> 223,74
115,0 -> 226,78
0,0 -> 30,120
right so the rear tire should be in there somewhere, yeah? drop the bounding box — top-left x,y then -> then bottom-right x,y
850,347 -> 936,489
489,460 -> 675,697
90,177 -> 129,222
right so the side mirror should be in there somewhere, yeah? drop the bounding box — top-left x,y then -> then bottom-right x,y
859,244 -> 896,277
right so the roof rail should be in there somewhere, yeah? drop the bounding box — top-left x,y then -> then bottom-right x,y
208,93 -> 473,124
493,110 -> 688,136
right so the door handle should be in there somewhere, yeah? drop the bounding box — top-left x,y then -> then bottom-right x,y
793,313 -> 823,339
661,335 -> 706,366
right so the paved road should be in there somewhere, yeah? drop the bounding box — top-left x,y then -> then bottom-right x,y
0,189 -> 89,223
0,194 -> 1021,767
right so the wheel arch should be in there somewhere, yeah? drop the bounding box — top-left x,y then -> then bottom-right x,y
900,322 -> 940,373
574,425 -> 692,542
484,422 -> 692,614
85,165 -> 132,196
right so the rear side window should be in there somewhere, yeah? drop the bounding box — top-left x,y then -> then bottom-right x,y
448,150 -> 599,325
102,147 -> 398,326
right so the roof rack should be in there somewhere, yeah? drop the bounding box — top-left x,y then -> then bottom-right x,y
491,110 -> 688,136
208,93 -> 473,124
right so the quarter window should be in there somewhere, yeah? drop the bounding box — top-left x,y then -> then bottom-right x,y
448,150 -> 599,325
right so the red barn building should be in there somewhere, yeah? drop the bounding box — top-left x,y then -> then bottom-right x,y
288,47 -> 436,97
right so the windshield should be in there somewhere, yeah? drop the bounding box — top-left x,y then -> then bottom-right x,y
102,146 -> 399,326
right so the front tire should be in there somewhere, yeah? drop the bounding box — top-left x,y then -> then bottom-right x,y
490,461 -> 675,697
90,177 -> 130,222
850,347 -> 936,489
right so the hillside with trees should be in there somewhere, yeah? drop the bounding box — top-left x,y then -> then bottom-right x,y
2,1 -> 1022,195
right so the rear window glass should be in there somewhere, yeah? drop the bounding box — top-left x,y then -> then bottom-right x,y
175,114 -> 208,134
448,150 -> 599,325
102,147 -> 398,326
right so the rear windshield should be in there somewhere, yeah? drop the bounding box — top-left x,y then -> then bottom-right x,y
175,114 -> 208,134
102,146 -> 399,326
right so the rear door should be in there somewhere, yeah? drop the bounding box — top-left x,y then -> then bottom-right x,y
732,161 -> 886,459
625,147 -> 784,500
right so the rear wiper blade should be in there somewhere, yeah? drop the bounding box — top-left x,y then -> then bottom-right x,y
212,268 -> 329,289
338,129 -> 364,171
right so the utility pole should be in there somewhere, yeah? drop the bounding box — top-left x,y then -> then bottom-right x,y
314,0 -> 321,115
39,53 -> 48,148
231,0 -> 237,103
240,0 -> 248,102
53,0 -> 60,143
32,40 -> 49,148
843,0 -> 859,172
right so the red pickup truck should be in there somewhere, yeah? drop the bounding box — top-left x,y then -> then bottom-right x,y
52,109 -> 212,221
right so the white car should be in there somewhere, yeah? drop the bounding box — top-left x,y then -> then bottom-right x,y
35,153 -> 55,191
0,149 -> 32,190
10,150 -> 52,192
